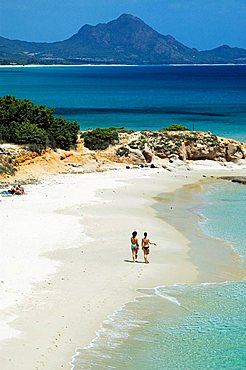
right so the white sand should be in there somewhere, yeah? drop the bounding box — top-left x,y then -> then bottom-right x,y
1,64 -> 245,68
0,64 -> 135,68
0,172 -> 125,338
0,166 -> 245,369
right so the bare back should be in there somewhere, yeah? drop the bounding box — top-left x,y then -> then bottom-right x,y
142,237 -> 150,248
131,236 -> 139,246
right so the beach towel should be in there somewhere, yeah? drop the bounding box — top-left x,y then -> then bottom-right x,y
1,190 -> 13,195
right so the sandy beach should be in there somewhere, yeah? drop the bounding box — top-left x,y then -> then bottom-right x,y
0,64 -> 136,68
0,64 -> 245,68
0,165 -> 245,369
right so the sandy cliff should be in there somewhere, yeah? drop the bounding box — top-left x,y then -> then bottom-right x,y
0,131 -> 245,181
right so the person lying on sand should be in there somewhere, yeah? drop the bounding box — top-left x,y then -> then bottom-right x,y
142,232 -> 157,263
1,184 -> 25,196
14,184 -> 25,195
130,231 -> 139,263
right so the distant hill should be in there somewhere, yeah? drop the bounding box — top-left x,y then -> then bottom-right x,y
1,14 -> 246,65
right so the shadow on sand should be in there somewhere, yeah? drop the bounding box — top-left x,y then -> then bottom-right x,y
124,260 -> 146,264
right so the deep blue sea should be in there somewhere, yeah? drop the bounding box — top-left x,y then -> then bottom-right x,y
0,65 -> 246,141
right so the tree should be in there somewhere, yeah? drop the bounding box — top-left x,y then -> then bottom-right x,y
47,117 -> 79,150
14,120 -> 48,146
0,96 -> 79,150
83,127 -> 119,150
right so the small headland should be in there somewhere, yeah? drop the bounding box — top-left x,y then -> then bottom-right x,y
0,97 -> 246,183
1,128 -> 246,183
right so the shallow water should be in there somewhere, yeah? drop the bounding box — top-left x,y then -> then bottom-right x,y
2,64 -> 245,369
72,180 -> 246,370
198,181 -> 246,264
73,281 -> 246,370
1,65 -> 246,141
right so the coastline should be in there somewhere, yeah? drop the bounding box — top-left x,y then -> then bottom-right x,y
0,167 -> 245,369
0,63 -> 245,68
154,177 -> 245,282
0,64 -> 136,68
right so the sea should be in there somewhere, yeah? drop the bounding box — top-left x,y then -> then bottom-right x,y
71,180 -> 246,370
1,65 -> 245,369
0,65 -> 246,141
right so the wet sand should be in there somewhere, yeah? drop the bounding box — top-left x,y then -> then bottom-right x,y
0,166 -> 245,369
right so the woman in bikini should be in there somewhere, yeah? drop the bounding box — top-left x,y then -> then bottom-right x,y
142,232 -> 156,263
130,231 -> 139,263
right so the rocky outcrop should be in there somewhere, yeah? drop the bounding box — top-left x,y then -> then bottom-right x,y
220,176 -> 246,184
115,131 -> 246,164
1,130 -> 245,179
0,144 -> 29,176
0,144 -> 54,178
0,144 -> 39,174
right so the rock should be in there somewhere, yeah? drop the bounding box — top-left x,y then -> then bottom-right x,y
142,145 -> 153,162
226,144 -> 244,161
127,148 -> 145,163
220,176 -> 246,185
169,154 -> 179,163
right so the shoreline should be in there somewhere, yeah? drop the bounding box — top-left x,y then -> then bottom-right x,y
154,177 -> 245,282
0,63 -> 245,68
71,171 -> 246,368
0,167 -> 245,369
0,64 -> 136,68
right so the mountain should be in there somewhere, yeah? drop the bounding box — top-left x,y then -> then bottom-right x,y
1,14 -> 246,65
199,45 -> 246,64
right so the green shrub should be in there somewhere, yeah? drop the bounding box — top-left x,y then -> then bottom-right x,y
14,120 -> 48,146
0,157 -> 16,175
26,144 -> 44,155
83,127 -> 119,150
0,163 -> 16,175
0,122 -> 16,142
162,124 -> 190,131
47,117 -> 79,150
116,146 -> 130,157
0,96 -> 79,150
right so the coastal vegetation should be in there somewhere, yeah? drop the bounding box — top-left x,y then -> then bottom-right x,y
83,127 -> 120,150
0,96 -> 79,151
115,130 -> 246,162
162,124 -> 190,131
0,97 -> 245,178
0,127 -> 245,178
0,154 -> 15,176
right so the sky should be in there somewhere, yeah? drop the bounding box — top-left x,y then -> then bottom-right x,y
0,0 -> 246,50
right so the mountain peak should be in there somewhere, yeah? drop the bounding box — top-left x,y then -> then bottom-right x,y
115,14 -> 142,22
216,44 -> 231,50
76,14 -> 146,35
1,14 -> 246,65
109,13 -> 151,29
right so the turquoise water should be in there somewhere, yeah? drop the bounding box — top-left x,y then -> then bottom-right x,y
73,282 -> 246,370
199,181 -> 246,264
72,181 -> 246,370
2,65 -> 245,369
1,65 -> 246,141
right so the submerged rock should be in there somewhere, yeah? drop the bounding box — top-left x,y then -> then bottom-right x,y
220,176 -> 246,185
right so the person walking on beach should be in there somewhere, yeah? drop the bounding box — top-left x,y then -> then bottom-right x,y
130,231 -> 139,263
142,232 -> 157,264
